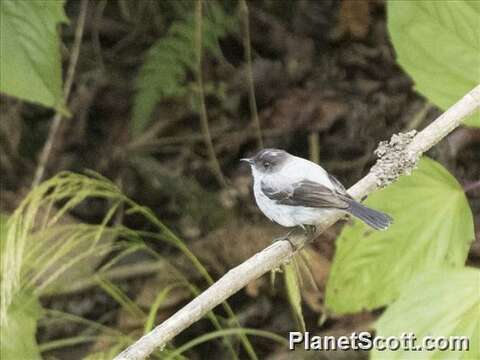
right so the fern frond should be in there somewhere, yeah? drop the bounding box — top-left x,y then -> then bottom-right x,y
131,1 -> 238,136
0,172 -> 130,325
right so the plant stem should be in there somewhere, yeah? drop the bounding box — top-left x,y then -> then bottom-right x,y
32,0 -> 89,188
195,0 -> 227,188
308,132 -> 320,164
240,0 -> 263,149
405,102 -> 433,131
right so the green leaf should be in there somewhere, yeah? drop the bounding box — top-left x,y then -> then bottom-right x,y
0,292 -> 43,360
387,0 -> 480,127
0,213 -> 8,273
131,1 -> 237,136
325,157 -> 474,314
372,268 -> 479,360
164,328 -> 288,360
144,285 -> 178,334
0,213 -> 8,244
283,259 -> 306,332
0,0 -> 68,112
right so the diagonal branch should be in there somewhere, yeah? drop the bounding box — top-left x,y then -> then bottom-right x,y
115,85 -> 480,360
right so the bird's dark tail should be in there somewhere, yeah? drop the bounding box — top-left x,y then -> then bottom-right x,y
345,199 -> 392,230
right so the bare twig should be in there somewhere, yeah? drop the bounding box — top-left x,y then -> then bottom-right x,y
240,0 -> 263,148
127,116 -> 185,151
126,125 -> 287,153
464,180 -> 480,193
43,260 -> 168,296
195,0 -> 227,187
114,85 -> 480,360
32,0 -> 89,187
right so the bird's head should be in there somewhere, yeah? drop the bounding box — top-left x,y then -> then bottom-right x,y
241,148 -> 289,175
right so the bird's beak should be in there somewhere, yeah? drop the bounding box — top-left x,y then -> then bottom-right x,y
241,158 -> 254,165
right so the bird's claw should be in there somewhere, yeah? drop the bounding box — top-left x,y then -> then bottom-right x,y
272,224 -> 319,251
272,229 -> 295,245
272,227 -> 308,251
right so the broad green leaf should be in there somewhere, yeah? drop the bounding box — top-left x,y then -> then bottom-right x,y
0,292 -> 43,360
372,268 -> 479,360
0,0 -> 68,112
0,214 -> 8,269
387,1 -> 480,127
283,259 -> 306,332
325,157 -> 474,314
0,213 -> 8,244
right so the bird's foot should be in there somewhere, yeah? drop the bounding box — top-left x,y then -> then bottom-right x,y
272,228 -> 295,244
272,227 -> 305,251
304,224 -> 317,237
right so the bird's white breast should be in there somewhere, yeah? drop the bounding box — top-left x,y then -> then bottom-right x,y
253,178 -> 297,226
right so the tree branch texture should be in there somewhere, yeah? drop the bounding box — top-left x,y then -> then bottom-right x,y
115,85 -> 480,360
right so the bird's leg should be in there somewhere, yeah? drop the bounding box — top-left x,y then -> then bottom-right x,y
272,226 -> 306,251
304,224 -> 317,237
272,228 -> 297,243
272,224 -> 320,250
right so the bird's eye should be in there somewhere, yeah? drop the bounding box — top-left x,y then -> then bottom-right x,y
263,161 -> 271,169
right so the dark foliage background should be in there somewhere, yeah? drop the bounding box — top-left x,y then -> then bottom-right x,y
1,0 -> 478,359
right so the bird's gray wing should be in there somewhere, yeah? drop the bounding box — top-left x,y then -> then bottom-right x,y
261,179 -> 349,209
328,174 -> 347,193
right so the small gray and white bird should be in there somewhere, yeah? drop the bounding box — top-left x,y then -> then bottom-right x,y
242,148 -> 392,230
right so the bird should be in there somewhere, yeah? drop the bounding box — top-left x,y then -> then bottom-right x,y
242,148 -> 392,231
